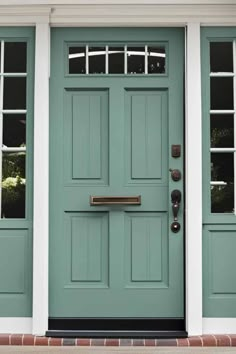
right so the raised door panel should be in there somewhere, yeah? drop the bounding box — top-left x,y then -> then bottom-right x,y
65,212 -> 109,288
64,89 -> 109,185
125,90 -> 168,184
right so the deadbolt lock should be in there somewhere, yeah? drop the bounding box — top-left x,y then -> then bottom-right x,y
169,169 -> 181,182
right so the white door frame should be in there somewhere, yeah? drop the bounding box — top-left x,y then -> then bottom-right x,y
0,1 -> 234,336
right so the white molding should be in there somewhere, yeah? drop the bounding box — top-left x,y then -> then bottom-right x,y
0,318 -> 32,334
0,4 -> 235,26
1,0 -> 236,4
32,22 -> 50,336
185,23 -> 202,336
50,4 -> 236,26
0,7 -> 50,25
203,318 -> 236,334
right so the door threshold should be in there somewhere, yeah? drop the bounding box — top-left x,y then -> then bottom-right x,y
46,330 -> 188,339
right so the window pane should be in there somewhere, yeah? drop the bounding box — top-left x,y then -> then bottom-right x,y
108,47 -> 124,74
210,77 -> 233,110
210,42 -> 233,73
89,47 -> 105,74
127,47 -> 145,74
1,152 -> 26,218
69,46 -> 86,74
148,46 -> 165,74
211,185 -> 234,213
211,153 -> 234,213
3,77 -> 26,109
4,42 -> 27,73
3,114 -> 26,148
211,153 -> 234,182
210,114 -> 234,148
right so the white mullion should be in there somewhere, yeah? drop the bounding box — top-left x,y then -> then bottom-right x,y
210,148 -> 236,153
210,181 -> 227,186
2,109 -> 27,114
2,73 -> 27,77
233,40 -> 236,215
105,45 -> 108,74
210,110 -> 235,114
2,147 -> 26,153
124,45 -> 127,74
145,45 -> 148,74
86,45 -> 89,74
0,41 -> 4,218
210,72 -> 234,77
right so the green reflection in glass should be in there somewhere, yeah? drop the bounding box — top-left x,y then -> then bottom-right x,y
1,152 -> 25,218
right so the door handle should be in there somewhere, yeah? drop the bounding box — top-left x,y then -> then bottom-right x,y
171,190 -> 181,221
90,195 -> 141,205
171,190 -> 181,233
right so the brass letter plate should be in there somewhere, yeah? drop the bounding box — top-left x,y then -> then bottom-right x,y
90,196 -> 141,205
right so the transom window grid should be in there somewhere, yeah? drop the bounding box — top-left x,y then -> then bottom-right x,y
0,40 -> 27,218
68,44 -> 166,75
210,40 -> 236,214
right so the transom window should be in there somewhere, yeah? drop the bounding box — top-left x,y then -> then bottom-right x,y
210,41 -> 236,213
68,45 -> 166,74
0,41 -> 27,218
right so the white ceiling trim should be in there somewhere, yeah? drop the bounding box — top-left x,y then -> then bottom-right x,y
1,0 -> 235,4
0,4 -> 235,26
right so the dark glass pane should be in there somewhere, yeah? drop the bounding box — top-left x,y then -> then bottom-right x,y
3,114 -> 26,147
69,46 -> 86,74
210,77 -> 233,110
127,47 -> 145,74
210,114 -> 234,148
1,152 -> 26,218
211,153 -> 234,213
211,185 -> 234,213
148,47 -> 165,74
4,42 -> 27,73
108,47 -> 124,74
3,77 -> 26,109
210,42 -> 233,73
211,153 -> 234,182
89,47 -> 105,74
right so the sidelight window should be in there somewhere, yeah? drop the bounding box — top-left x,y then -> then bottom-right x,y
209,41 -> 236,213
0,41 -> 27,218
68,45 -> 166,75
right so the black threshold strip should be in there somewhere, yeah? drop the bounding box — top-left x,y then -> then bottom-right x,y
47,318 -> 187,338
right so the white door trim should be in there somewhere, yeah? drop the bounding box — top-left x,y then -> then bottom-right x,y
185,22 -> 203,336
203,319 -> 236,334
0,318 -> 32,334
32,21 -> 50,336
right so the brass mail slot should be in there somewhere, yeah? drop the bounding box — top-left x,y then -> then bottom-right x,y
90,195 -> 141,205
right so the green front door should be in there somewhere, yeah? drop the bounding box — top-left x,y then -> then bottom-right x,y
50,28 -> 184,319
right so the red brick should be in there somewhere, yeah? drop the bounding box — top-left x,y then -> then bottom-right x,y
105,339 -> 119,346
230,335 -> 236,346
11,335 -> 23,345
132,339 -> 144,346
0,335 -> 10,345
177,338 -> 189,346
189,336 -> 203,346
91,339 -> 105,346
49,338 -> 62,346
35,337 -> 49,346
22,335 -> 34,346
216,335 -> 231,346
202,335 -> 217,346
76,338 -> 90,346
145,339 -> 155,346
120,339 -> 132,346
156,339 -> 177,346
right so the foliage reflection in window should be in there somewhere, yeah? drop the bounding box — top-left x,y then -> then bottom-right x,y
0,41 -> 27,218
